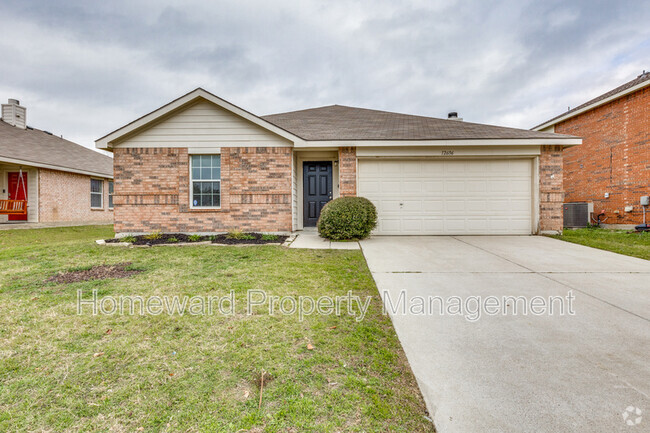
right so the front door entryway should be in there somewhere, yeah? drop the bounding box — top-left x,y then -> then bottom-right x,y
303,161 -> 332,227
8,172 -> 28,221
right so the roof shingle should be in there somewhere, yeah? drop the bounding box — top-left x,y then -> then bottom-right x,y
0,120 -> 113,177
262,105 -> 573,141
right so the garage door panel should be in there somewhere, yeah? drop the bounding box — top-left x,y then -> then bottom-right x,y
467,200 -> 488,212
403,181 -> 423,193
467,181 -> 487,193
424,181 -> 444,192
446,181 -> 466,193
509,199 -> 532,212
358,180 -> 379,193
423,200 -> 444,212
445,200 -> 466,212
487,180 -> 511,193
511,180 -> 532,193
358,159 -> 533,235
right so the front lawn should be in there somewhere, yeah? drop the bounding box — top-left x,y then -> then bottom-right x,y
0,226 -> 432,432
550,227 -> 650,261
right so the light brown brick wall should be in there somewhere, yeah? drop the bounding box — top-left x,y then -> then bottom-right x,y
555,86 -> 649,225
38,168 -> 113,223
113,147 -> 292,233
539,145 -> 564,232
339,147 -> 357,196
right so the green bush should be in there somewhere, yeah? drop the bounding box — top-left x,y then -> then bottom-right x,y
122,235 -> 136,243
167,237 -> 179,243
317,197 -> 377,240
261,234 -> 279,241
188,234 -> 202,242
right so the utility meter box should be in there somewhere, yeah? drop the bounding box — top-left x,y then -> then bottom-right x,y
641,196 -> 650,206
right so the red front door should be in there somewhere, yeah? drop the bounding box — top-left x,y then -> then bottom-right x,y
8,172 -> 27,221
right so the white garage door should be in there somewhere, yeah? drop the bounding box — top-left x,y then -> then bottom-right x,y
358,159 -> 533,235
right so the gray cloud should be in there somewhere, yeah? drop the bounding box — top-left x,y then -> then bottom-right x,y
0,0 -> 648,150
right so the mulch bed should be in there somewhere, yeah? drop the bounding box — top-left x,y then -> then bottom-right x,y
46,263 -> 143,284
105,233 -> 287,246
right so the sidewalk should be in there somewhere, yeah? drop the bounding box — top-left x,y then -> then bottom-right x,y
289,231 -> 360,250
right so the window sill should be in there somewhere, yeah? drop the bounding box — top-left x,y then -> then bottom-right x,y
91,208 -> 104,211
188,207 -> 222,212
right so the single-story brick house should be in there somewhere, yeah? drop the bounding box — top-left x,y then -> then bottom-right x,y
534,72 -> 649,227
96,88 -> 579,236
1,99 -> 114,224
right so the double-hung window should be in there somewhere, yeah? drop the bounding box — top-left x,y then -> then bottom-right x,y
190,155 -> 221,208
108,181 -> 114,209
90,179 -> 103,209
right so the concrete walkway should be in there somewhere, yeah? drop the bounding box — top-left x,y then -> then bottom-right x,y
361,236 -> 650,432
289,231 -> 360,250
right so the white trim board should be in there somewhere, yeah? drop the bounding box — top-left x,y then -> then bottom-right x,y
356,145 -> 541,158
295,138 -> 580,148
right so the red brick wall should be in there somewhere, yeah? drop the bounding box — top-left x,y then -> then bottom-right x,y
112,147 -> 292,233
539,145 -> 564,232
339,147 -> 357,196
555,86 -> 649,225
38,168 -> 113,223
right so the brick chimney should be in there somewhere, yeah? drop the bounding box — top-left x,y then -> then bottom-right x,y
1,98 -> 27,129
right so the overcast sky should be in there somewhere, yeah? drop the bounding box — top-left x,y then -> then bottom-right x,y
1,0 -> 649,152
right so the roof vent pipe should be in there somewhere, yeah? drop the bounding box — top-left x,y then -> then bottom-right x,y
447,111 -> 463,121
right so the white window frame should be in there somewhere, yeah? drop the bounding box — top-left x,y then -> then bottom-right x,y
108,180 -> 114,209
189,154 -> 221,209
90,178 -> 103,209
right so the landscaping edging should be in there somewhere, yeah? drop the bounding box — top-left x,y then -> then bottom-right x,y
97,233 -> 288,247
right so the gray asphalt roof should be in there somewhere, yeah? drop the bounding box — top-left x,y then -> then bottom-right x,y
263,105 -> 574,141
0,120 -> 113,177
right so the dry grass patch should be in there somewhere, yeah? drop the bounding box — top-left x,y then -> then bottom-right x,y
46,263 -> 143,284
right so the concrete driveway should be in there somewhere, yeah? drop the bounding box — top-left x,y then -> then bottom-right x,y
361,236 -> 650,432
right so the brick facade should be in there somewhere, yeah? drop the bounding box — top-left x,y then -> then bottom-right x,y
38,168 -> 113,223
338,147 -> 357,196
539,145 -> 564,232
113,147 -> 292,233
555,86 -> 649,225
113,144 -> 563,235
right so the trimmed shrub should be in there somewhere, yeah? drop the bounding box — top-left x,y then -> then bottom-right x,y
317,197 -> 377,240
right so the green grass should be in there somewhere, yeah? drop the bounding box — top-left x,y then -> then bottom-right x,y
0,226 -> 432,432
550,227 -> 650,260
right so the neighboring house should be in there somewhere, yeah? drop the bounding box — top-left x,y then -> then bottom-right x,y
96,88 -> 579,236
0,99 -> 114,224
534,72 -> 650,227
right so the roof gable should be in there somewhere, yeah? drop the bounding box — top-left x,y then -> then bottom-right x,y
96,88 -> 303,150
112,99 -> 293,148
